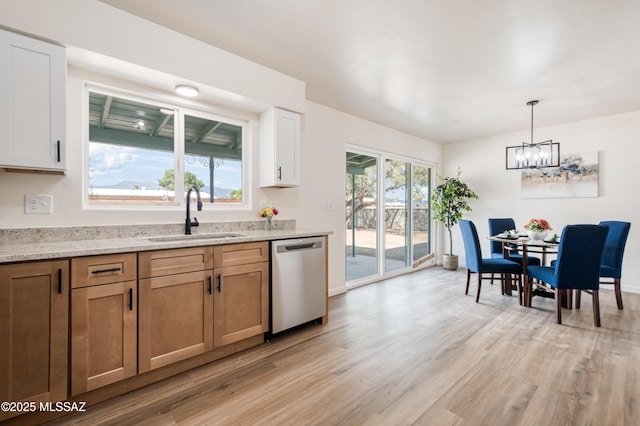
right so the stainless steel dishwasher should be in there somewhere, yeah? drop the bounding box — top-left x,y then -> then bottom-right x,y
271,236 -> 326,334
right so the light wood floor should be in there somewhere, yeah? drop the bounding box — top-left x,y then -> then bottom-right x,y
49,266 -> 640,425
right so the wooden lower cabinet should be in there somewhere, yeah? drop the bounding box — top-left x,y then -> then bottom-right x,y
71,280 -> 137,395
213,244 -> 269,347
0,260 -> 68,421
138,270 -> 214,372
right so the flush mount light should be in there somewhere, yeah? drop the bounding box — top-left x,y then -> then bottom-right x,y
506,100 -> 560,170
175,85 -> 199,97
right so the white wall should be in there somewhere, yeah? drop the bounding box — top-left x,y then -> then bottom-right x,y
0,1 -> 443,297
442,111 -> 640,293
0,0 -> 304,113
298,101 -> 442,296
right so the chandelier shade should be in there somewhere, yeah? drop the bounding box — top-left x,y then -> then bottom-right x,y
506,100 -> 560,170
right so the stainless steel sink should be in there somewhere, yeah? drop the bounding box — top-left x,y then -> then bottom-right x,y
148,232 -> 247,242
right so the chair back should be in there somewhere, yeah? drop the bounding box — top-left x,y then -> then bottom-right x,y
459,220 -> 483,273
554,225 -> 608,290
598,221 -> 631,276
488,218 -> 516,255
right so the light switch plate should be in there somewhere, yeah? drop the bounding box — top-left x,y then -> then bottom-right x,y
25,194 -> 53,214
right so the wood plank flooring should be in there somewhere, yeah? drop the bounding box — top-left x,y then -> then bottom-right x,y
47,266 -> 640,425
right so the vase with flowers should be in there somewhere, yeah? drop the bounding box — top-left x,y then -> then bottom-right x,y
260,206 -> 278,230
524,218 -> 552,240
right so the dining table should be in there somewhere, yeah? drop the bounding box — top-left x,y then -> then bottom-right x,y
488,235 -> 565,307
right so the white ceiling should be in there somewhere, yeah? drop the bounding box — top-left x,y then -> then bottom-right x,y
99,0 -> 640,144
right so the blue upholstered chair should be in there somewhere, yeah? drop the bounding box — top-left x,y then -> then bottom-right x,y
526,225 -> 608,327
488,218 -> 541,265
596,221 -> 631,310
459,220 -> 523,304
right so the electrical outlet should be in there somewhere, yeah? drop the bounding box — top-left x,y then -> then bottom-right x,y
325,201 -> 334,211
25,194 -> 53,214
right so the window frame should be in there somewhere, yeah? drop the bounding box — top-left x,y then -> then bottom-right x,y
83,83 -> 251,211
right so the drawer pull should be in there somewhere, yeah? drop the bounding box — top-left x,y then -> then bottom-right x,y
217,274 -> 222,292
208,275 -> 212,294
56,140 -> 61,163
57,268 -> 62,294
91,267 -> 122,274
128,288 -> 133,311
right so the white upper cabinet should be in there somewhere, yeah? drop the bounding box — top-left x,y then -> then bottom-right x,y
259,108 -> 300,187
0,29 -> 66,173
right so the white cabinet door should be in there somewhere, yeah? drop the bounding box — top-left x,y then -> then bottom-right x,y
259,108 -> 300,187
0,29 -> 66,173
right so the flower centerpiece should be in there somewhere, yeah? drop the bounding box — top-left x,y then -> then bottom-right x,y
524,218 -> 552,240
260,206 -> 278,230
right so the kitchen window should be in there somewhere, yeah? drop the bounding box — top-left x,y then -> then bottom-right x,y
86,88 -> 246,208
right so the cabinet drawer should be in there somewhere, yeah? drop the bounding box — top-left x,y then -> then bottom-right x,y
71,253 -> 137,288
213,241 -> 269,268
139,247 -> 213,278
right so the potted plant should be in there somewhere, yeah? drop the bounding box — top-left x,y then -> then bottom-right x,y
431,168 -> 478,270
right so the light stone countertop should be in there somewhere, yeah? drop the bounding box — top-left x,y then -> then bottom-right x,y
0,222 -> 330,264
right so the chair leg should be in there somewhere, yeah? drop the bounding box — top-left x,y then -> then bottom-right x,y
593,290 -> 601,327
614,278 -> 623,310
575,290 -> 581,309
556,289 -> 563,324
490,272 -> 495,285
465,269 -> 471,295
517,274 -> 523,306
476,273 -> 482,303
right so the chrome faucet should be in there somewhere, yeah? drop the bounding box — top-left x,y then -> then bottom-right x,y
185,186 -> 202,235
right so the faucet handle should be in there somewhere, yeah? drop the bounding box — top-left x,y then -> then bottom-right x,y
192,217 -> 199,227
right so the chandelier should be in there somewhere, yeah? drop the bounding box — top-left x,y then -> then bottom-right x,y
506,100 -> 560,170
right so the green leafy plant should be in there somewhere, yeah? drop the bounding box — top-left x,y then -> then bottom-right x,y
431,168 -> 478,256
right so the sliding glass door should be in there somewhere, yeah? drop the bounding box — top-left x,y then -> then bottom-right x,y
346,152 -> 378,282
346,149 -> 434,286
412,164 -> 431,262
384,159 -> 409,273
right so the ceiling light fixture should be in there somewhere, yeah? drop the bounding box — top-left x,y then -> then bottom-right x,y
175,85 -> 199,97
506,100 -> 560,170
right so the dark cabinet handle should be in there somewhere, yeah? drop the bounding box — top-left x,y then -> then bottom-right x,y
217,274 -> 221,292
128,288 -> 133,311
56,141 -> 61,163
277,166 -> 282,180
92,267 -> 122,274
57,268 -> 62,294
208,275 -> 212,294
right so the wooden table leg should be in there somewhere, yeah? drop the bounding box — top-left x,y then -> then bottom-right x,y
502,243 -> 513,296
522,246 -> 530,307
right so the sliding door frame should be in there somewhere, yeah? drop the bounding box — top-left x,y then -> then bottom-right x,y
346,145 -> 436,289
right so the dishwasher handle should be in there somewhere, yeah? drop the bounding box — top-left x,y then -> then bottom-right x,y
276,240 -> 323,253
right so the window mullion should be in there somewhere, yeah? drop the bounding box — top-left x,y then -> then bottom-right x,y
175,109 -> 185,206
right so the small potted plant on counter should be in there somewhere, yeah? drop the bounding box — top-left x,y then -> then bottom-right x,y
432,168 -> 478,270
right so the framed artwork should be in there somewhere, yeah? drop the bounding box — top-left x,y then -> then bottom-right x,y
521,151 -> 599,199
